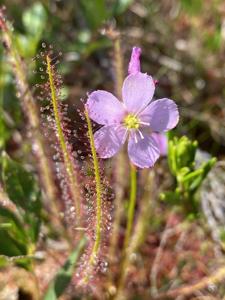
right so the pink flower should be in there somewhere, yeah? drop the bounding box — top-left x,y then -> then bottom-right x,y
86,48 -> 179,168
128,47 -> 141,75
152,133 -> 168,156
129,47 -> 168,157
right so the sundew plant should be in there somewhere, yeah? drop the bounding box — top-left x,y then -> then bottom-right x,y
0,2 -> 225,300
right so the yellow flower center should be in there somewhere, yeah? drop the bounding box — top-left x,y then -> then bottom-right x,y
124,114 -> 140,129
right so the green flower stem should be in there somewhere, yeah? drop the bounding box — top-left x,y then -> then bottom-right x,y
84,108 -> 102,272
112,164 -> 137,293
115,171 -> 153,300
124,163 -> 137,251
46,55 -> 81,221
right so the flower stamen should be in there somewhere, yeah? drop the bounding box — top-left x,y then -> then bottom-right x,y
140,121 -> 150,126
134,132 -> 138,144
124,114 -> 140,130
137,129 -> 144,139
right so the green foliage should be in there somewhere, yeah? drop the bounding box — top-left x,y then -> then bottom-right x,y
79,0 -> 134,30
43,237 -> 86,300
0,113 -> 9,149
168,136 -> 198,175
80,0 -> 108,30
0,50 -> 11,148
180,0 -> 203,15
112,0 -> 134,15
0,152 -> 42,268
1,153 -> 41,214
22,2 -> 47,36
15,2 -> 47,57
204,26 -> 222,52
162,136 -> 216,215
77,0 -> 134,57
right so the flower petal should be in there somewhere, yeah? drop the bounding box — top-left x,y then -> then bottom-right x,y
86,90 -> 126,125
128,131 -> 160,168
152,133 -> 167,156
128,47 -> 142,75
94,125 -> 126,159
139,98 -> 179,132
122,73 -> 155,114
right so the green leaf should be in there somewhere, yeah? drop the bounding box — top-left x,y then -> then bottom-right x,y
176,137 -> 197,171
43,237 -> 86,300
180,0 -> 203,15
0,153 -> 42,243
0,113 -> 9,149
189,157 -> 216,192
80,0 -> 108,30
0,229 -> 27,257
168,139 -> 177,175
177,167 -> 190,183
15,34 -> 39,58
0,255 -> 8,267
22,2 -> 47,36
0,206 -> 28,244
160,190 -> 180,204
112,0 -> 134,15
1,153 -> 41,214
168,136 -> 198,176
204,29 -> 222,52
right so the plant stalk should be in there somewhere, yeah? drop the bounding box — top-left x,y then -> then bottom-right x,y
85,109 -> 102,264
83,108 -> 103,280
46,55 -> 81,223
124,163 -> 137,250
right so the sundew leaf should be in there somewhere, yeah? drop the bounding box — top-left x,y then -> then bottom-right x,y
43,237 -> 86,300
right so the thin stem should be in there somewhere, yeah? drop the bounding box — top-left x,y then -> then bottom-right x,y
46,55 -> 81,221
113,164 -> 137,298
115,167 -> 150,300
114,35 -> 124,99
108,162 -> 125,260
124,163 -> 137,250
108,32 -> 127,283
155,266 -> 225,299
84,108 -> 102,276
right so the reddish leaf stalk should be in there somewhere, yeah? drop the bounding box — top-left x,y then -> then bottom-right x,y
46,54 -> 82,225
